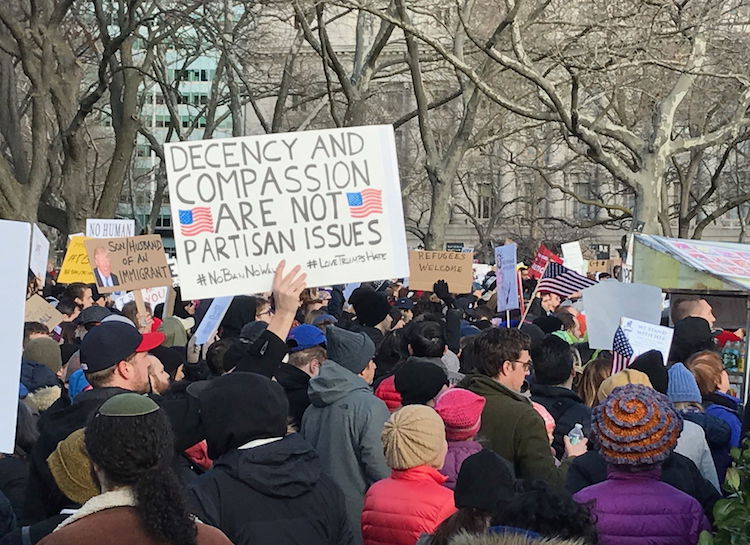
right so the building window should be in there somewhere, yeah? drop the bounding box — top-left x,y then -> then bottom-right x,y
182,116 -> 190,128
477,183 -> 494,219
155,94 -> 164,105
199,94 -> 208,105
198,117 -> 207,128
573,181 -> 594,220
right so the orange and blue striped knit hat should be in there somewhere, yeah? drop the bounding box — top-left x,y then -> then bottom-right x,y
592,383 -> 683,466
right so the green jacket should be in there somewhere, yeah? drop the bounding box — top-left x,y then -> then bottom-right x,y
463,374 -> 567,487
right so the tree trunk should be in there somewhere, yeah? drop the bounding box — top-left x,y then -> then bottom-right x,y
634,154 -> 667,235
424,168 -> 451,250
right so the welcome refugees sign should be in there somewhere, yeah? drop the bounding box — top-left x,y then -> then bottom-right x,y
164,126 -> 409,299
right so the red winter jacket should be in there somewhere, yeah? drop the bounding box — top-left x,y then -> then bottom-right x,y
361,465 -> 456,545
374,375 -> 402,413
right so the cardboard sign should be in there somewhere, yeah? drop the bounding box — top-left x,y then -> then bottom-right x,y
29,224 -> 49,288
529,244 -> 563,279
86,219 -> 135,238
24,294 -> 64,330
193,296 -> 233,345
83,235 -> 171,293
164,125 -> 409,299
583,282 -> 662,350
561,241 -> 586,275
0,221 -> 31,453
57,236 -> 95,284
408,251 -> 474,293
620,316 -> 674,366
588,260 -> 611,275
495,244 -> 519,312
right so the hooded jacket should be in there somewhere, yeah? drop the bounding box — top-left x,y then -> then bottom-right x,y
573,468 -> 710,545
703,391 -> 742,448
565,450 -> 719,518
463,375 -> 566,486
529,384 -> 591,459
301,362 -> 390,545
361,466 -> 455,545
20,360 -> 58,394
188,433 -> 352,545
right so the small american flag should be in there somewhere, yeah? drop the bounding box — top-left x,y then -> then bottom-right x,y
612,326 -> 634,374
347,189 -> 383,218
536,262 -> 597,298
178,207 -> 214,236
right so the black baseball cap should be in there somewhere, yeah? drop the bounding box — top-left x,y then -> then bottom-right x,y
75,305 -> 112,325
80,322 -> 165,373
395,297 -> 414,310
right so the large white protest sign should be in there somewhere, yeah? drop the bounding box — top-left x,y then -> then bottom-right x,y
620,317 -> 674,366
29,224 -> 49,288
583,282 -> 662,350
194,296 -> 233,345
1,221 -> 31,453
164,126 -> 409,299
495,244 -> 519,312
561,241 -> 586,275
86,218 -> 135,238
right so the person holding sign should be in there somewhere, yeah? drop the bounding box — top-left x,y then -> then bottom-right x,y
92,246 -> 120,288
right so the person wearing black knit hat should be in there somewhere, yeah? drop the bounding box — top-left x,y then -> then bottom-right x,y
394,358 -> 449,406
628,350 -> 668,394
349,286 -> 393,345
419,449 -> 516,545
188,373 -> 352,545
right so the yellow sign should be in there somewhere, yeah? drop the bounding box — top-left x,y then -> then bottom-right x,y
57,236 -> 95,284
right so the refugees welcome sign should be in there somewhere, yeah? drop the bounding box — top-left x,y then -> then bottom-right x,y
164,126 -> 409,298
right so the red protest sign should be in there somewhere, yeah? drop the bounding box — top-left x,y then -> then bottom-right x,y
529,244 -> 563,279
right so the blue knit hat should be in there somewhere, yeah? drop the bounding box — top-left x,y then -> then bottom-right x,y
667,362 -> 702,404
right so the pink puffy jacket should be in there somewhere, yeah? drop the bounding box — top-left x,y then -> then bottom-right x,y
361,465 -> 456,545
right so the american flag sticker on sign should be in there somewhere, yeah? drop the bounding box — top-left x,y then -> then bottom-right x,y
179,207 -> 214,237
346,188 -> 383,218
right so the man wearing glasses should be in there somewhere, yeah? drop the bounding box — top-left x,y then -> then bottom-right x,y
463,328 -> 588,487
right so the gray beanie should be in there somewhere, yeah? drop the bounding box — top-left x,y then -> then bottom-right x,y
326,325 -> 375,374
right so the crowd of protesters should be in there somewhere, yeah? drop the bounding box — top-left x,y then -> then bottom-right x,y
2,260 -> 747,545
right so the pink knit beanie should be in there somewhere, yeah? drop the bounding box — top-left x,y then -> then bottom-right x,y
434,388 -> 486,441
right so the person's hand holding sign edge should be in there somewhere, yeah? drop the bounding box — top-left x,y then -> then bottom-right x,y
267,260 -> 307,342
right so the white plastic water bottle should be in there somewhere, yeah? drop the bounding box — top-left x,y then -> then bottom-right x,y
568,423 -> 584,445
